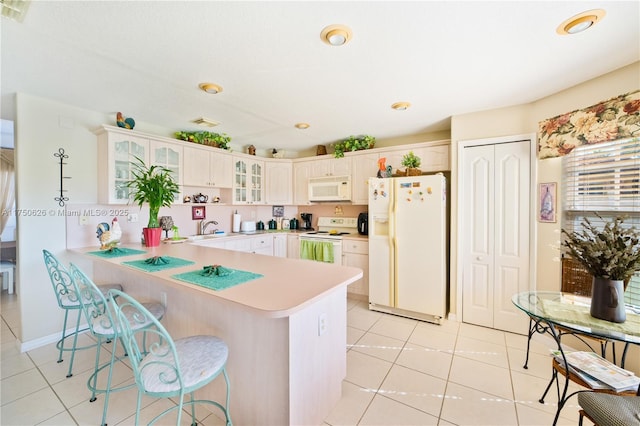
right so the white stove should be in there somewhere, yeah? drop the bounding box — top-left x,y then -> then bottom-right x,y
301,217 -> 358,240
299,217 -> 358,265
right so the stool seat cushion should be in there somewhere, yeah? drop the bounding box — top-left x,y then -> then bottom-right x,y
139,335 -> 228,396
578,392 -> 640,426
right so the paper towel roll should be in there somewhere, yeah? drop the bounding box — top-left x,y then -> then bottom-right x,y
232,213 -> 241,233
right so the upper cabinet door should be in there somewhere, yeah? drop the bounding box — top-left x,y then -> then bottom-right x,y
97,129 -> 150,204
210,151 -> 233,188
266,161 -> 292,205
233,157 -> 265,204
151,141 -> 182,202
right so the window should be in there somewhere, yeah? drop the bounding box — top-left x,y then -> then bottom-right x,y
562,137 -> 640,306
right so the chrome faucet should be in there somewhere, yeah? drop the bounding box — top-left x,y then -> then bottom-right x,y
198,220 -> 218,235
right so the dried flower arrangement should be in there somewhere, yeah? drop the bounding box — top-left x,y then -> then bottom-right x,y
561,214 -> 640,283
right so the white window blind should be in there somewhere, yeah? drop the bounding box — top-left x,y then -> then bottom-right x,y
562,137 -> 640,307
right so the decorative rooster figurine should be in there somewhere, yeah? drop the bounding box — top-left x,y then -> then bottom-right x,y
96,217 -> 122,249
116,112 -> 136,130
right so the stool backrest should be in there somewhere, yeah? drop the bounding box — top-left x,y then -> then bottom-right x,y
68,263 -> 115,337
108,289 -> 183,394
42,249 -> 79,309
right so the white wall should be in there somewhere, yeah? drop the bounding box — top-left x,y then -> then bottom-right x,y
13,93 -> 179,346
449,61 -> 640,374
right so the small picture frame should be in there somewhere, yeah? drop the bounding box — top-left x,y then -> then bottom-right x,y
538,182 -> 556,223
192,206 -> 206,220
272,205 -> 284,217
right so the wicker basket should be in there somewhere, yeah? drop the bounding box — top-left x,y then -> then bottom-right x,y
561,257 -> 592,296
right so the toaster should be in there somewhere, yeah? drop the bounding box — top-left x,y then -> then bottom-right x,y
240,221 -> 256,232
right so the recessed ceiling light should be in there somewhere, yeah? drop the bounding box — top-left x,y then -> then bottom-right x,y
192,117 -> 220,127
320,24 -> 353,46
295,123 -> 310,129
391,102 -> 411,111
199,83 -> 223,94
557,9 -> 606,35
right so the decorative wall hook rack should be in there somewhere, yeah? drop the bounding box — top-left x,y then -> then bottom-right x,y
54,148 -> 71,207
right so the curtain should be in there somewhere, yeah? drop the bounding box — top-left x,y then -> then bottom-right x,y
0,148 -> 15,236
538,90 -> 640,159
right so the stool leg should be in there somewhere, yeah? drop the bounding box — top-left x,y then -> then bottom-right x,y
100,338 -> 118,426
57,310 -> 71,364
65,310 -> 83,378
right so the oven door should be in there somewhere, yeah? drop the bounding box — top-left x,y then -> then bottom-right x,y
299,237 -> 342,265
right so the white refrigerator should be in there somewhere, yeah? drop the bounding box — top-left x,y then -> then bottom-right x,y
368,174 -> 447,323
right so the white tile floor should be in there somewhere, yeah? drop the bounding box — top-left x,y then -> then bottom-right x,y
1,292 -> 590,425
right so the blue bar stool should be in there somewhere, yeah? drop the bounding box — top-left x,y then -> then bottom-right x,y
42,249 -> 122,378
109,289 -> 232,426
69,263 -> 166,426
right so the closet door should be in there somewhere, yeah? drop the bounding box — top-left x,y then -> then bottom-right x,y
462,140 -> 530,334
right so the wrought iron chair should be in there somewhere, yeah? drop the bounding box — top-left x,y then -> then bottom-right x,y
42,249 -> 122,378
578,385 -> 640,426
68,263 -> 166,426
108,289 -> 232,426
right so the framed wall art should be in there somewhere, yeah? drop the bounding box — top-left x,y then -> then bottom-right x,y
192,205 -> 206,220
538,182 -> 556,223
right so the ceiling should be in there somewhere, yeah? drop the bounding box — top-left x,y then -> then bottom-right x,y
2,1 -> 639,154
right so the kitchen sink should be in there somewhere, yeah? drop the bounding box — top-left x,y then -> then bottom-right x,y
187,232 -> 227,241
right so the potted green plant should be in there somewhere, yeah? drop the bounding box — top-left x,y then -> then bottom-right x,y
125,156 -> 180,247
332,135 -> 376,158
174,131 -> 231,150
562,214 -> 640,323
401,151 -> 422,176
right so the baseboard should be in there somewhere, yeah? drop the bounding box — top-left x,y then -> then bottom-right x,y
20,327 -> 89,353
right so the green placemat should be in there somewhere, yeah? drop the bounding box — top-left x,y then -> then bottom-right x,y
122,256 -> 195,273
88,247 -> 146,258
171,268 -> 263,291
540,298 -> 640,337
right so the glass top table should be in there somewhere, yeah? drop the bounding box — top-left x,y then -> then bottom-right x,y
512,291 -> 640,346
512,291 -> 640,425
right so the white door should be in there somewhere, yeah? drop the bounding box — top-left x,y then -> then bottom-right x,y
462,140 -> 530,334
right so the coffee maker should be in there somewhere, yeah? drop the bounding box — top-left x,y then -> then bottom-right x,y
300,213 -> 313,230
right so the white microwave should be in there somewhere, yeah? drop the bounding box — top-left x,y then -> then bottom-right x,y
308,175 -> 352,202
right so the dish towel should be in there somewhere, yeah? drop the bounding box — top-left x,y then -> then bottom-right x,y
300,240 -> 334,263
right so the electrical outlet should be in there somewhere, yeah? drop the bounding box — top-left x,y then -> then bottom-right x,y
160,292 -> 167,307
318,312 -> 327,336
128,213 -> 138,223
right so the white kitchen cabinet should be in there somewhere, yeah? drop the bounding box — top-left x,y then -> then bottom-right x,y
183,145 -> 233,188
95,127 -> 150,204
273,234 -> 287,258
311,157 -> 352,177
293,162 -> 311,205
266,160 -> 292,205
233,157 -> 265,204
287,234 -> 300,259
224,237 -> 252,252
383,145 -> 449,175
151,141 -> 183,202
351,153 -> 379,205
342,238 -> 369,297
251,235 -> 273,255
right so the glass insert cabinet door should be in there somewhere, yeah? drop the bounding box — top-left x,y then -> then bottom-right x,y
114,139 -> 147,202
152,143 -> 182,202
234,160 -> 248,203
251,162 -> 263,203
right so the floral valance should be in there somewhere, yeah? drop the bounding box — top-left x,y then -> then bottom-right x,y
538,90 -> 640,159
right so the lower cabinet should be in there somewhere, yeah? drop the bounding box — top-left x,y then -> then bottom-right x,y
273,234 -> 287,258
287,234 -> 300,259
342,239 -> 369,297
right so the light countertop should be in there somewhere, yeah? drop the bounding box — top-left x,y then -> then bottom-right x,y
71,243 -> 363,318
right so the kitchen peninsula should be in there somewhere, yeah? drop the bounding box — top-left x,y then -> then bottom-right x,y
70,243 -> 363,426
